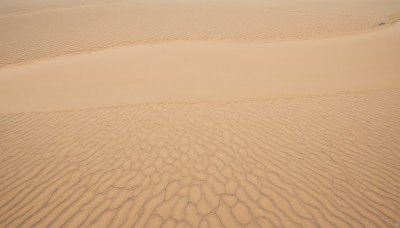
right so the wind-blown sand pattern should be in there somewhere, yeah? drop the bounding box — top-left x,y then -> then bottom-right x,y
0,90 -> 399,227
0,1 -> 399,67
1,0 -> 400,226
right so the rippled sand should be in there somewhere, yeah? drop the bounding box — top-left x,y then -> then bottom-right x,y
1,0 -> 400,227
1,90 -> 400,227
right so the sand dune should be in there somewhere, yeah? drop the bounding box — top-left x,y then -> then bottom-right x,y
0,90 -> 399,227
1,0 -> 400,227
0,1 -> 399,67
1,19 -> 400,113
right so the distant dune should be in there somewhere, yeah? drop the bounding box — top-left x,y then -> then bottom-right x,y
0,0 -> 400,227
0,0 -> 399,67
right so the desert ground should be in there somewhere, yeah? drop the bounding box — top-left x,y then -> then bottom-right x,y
0,0 -> 400,227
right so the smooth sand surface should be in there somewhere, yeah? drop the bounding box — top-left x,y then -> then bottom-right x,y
1,0 -> 400,68
1,20 -> 400,112
1,0 -> 400,227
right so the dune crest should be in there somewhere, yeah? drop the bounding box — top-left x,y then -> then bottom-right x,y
1,19 -> 400,113
1,1 -> 399,67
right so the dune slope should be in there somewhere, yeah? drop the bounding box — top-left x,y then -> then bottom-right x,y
1,20 -> 400,113
0,90 -> 399,227
1,1 -> 400,227
1,1 -> 399,67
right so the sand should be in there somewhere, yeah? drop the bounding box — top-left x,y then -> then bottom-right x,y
1,90 -> 400,227
1,20 -> 400,113
1,0 -> 400,227
1,0 -> 400,68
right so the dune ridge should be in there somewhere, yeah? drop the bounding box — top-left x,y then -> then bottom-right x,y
1,2 -> 399,68
0,89 -> 399,227
1,19 -> 400,113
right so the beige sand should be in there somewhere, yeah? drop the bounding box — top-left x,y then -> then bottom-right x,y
1,0 -> 400,227
1,20 -> 400,113
1,0 -> 400,68
1,90 -> 400,227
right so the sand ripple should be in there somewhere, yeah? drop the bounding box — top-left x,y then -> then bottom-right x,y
0,90 -> 399,227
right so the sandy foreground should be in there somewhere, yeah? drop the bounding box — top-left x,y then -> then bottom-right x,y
1,0 -> 400,227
